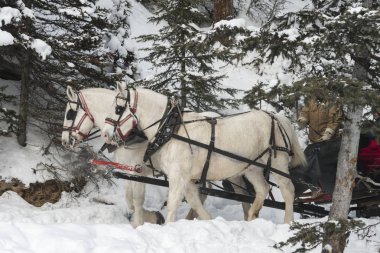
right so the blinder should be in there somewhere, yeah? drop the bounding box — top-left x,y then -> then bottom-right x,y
115,105 -> 125,115
66,108 -> 77,121
124,124 -> 148,146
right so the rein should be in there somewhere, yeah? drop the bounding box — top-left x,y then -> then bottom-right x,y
84,129 -> 101,141
89,159 -> 142,173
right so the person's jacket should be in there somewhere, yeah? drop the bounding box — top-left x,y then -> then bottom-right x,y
298,98 -> 343,143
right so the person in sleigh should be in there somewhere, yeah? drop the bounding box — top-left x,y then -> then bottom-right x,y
358,107 -> 380,176
297,96 -> 343,144
366,107 -> 380,143
297,95 -> 343,199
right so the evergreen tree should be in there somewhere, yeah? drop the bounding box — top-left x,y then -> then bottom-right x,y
0,0 -> 22,80
242,81 -> 285,111
103,0 -> 136,79
136,0 -> 238,111
0,1 -> 22,137
0,0 -> 135,145
241,1 -> 379,252
0,85 -> 17,136
237,0 -> 288,24
243,0 -> 380,106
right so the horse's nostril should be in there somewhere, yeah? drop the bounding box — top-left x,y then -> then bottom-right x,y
103,131 -> 112,144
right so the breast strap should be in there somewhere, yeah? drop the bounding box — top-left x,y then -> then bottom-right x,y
143,105 -> 182,162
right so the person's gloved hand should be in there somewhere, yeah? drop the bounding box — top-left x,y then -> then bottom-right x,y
320,128 -> 334,141
297,117 -> 307,129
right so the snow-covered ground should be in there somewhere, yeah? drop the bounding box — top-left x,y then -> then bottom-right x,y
1,184 -> 380,253
1,0 -> 380,252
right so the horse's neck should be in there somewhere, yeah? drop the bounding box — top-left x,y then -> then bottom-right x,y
135,89 -> 168,140
82,88 -> 115,130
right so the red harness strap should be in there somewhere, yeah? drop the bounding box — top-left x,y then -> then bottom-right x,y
78,92 -> 94,123
68,92 -> 95,138
89,159 -> 142,173
131,89 -> 138,113
105,89 -> 139,141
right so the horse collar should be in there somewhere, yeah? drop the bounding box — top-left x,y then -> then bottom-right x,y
143,102 -> 182,162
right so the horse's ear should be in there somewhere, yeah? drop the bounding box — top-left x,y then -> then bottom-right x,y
117,82 -> 127,97
67,86 -> 76,101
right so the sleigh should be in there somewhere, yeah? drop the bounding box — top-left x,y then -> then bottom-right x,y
292,137 -> 380,217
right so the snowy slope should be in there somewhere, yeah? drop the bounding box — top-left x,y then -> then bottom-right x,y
0,191 -> 380,253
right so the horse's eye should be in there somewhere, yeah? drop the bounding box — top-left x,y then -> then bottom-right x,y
115,105 -> 125,115
66,109 -> 77,120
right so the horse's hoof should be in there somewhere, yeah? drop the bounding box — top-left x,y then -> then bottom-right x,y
155,211 -> 165,225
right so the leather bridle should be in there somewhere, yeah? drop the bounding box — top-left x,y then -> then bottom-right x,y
105,88 -> 145,145
63,91 -> 96,145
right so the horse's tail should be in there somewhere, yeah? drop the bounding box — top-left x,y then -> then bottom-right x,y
275,114 -> 307,169
289,130 -> 307,169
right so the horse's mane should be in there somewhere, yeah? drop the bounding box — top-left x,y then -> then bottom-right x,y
81,87 -> 115,95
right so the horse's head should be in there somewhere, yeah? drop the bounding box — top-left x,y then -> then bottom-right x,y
62,86 -> 95,148
102,82 -> 147,146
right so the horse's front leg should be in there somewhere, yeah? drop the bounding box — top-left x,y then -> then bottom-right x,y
185,184 -> 208,220
125,181 -> 135,214
165,168 -> 189,223
131,181 -> 146,227
165,157 -> 202,223
184,182 -> 211,220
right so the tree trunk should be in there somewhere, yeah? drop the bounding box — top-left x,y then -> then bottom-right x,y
322,1 -> 371,250
17,49 -> 31,147
17,0 -> 32,147
322,61 -> 369,253
329,106 -> 362,219
322,105 -> 362,253
213,0 -> 234,22
180,32 -> 187,108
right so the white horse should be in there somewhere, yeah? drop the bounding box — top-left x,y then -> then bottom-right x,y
62,86 -> 164,227
102,83 -> 307,224
61,86 -> 252,223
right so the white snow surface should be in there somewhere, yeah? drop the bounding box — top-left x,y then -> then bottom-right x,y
0,7 -> 21,46
0,30 -> 14,46
30,39 -> 52,60
0,7 -> 21,26
0,189 -> 379,253
1,1 -> 380,252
